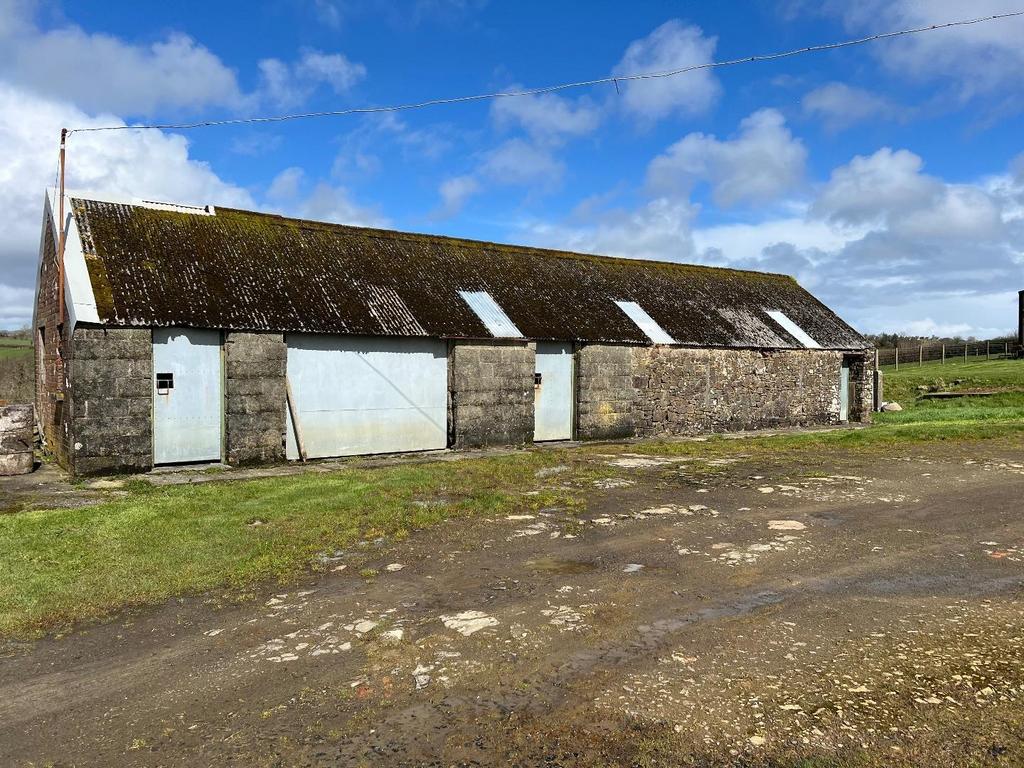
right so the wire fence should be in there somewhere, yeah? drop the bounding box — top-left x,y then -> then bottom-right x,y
876,340 -> 1020,369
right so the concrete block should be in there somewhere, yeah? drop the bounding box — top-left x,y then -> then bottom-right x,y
0,451 -> 33,476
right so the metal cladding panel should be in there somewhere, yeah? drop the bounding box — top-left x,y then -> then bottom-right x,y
285,335 -> 447,459
70,197 -> 869,350
534,341 -> 574,441
458,290 -> 522,338
153,328 -> 223,464
614,301 -> 676,344
766,310 -> 821,349
839,362 -> 850,421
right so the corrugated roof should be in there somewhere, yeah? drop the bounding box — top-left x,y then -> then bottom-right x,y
69,197 -> 868,350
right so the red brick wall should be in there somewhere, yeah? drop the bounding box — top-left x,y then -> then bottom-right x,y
34,210 -> 72,467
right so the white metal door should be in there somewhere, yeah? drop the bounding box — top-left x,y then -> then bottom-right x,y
286,335 -> 447,459
153,328 -> 223,464
534,341 -> 574,441
839,362 -> 851,421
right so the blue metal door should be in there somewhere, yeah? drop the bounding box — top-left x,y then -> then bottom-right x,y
152,328 -> 223,464
534,342 -> 574,441
285,335 -> 448,459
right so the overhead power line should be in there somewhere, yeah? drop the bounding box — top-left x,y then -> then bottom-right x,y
66,10 -> 1024,137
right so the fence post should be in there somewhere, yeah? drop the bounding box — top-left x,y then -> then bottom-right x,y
919,344 -> 923,367
941,343 -> 945,365
987,341 -> 991,360
895,346 -> 899,371
964,343 -> 968,363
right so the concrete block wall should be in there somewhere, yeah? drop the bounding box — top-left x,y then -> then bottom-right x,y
0,404 -> 33,476
631,347 -> 847,437
449,340 -> 535,449
224,332 -> 286,465
68,326 -> 153,475
576,344 -> 635,440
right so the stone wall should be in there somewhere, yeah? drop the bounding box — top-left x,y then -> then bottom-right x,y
224,332 -> 286,466
631,347 -> 849,437
0,404 -> 33,476
449,340 -> 534,449
68,326 -> 153,475
576,344 -> 635,440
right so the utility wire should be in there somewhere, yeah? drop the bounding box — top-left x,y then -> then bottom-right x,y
66,10 -> 1024,136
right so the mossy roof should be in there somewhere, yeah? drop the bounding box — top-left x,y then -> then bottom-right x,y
70,197 -> 867,350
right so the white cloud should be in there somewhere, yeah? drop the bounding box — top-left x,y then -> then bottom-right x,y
294,183 -> 387,228
491,88 -> 601,143
0,3 -> 368,117
0,3 -> 246,115
833,0 -> 1024,98
312,0 -> 345,27
611,20 -> 720,121
899,318 -> 975,338
744,149 -> 1022,335
480,139 -> 564,186
259,49 -> 366,109
693,216 -> 855,267
436,139 -> 564,217
267,167 -> 305,200
332,113 -> 453,181
812,148 -> 939,228
647,109 -> 807,207
802,82 -> 903,131
437,175 -> 480,217
529,198 -> 699,263
296,50 -> 367,94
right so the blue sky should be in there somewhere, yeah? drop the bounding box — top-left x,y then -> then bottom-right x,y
1,0 -> 1023,336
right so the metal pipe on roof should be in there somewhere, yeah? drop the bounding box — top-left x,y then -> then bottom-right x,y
57,128 -> 66,327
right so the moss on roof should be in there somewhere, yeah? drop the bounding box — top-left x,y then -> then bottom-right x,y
70,198 -> 867,349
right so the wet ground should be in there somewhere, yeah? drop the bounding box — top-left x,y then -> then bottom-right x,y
3,439 -> 1024,766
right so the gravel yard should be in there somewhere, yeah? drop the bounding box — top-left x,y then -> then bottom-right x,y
2,433 -> 1024,766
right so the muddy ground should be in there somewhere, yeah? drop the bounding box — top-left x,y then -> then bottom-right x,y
3,439 -> 1024,766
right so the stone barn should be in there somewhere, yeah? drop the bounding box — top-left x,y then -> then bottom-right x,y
34,191 -> 872,476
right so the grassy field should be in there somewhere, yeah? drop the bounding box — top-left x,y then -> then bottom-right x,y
0,337 -> 33,403
878,357 -> 1024,406
0,336 -> 31,359
1,358 -> 1022,638
874,357 -> 1024,430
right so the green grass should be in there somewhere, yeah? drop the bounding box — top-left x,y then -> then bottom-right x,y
0,344 -> 31,361
879,357 -> 1024,409
869,357 -> 1024,435
0,452 -> 573,637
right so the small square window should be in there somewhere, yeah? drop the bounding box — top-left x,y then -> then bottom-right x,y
534,372 -> 543,386
156,372 -> 174,391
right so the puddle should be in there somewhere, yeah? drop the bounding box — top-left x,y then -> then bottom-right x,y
527,557 -> 599,575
